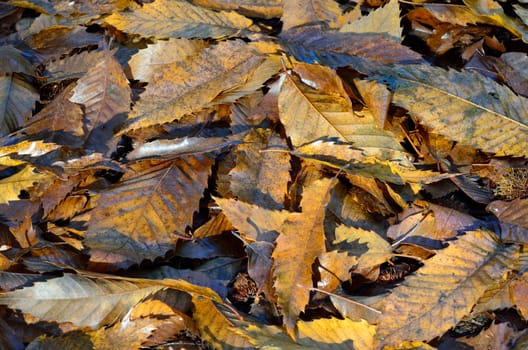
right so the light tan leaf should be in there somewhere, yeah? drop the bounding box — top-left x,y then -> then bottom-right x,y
85,155 -> 213,269
190,0 -> 282,19
340,0 -> 402,40
297,318 -> 375,350
0,75 -> 39,137
387,200 -> 477,247
377,230 -> 517,347
123,40 -> 279,132
105,0 -> 253,39
128,38 -> 207,82
0,274 -> 164,329
282,0 -> 343,31
69,51 -> 131,148
373,63 -> 528,157
273,176 -> 334,337
213,197 -> 289,242
229,129 -> 290,209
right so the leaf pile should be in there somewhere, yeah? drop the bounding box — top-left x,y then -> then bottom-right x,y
0,0 -> 528,348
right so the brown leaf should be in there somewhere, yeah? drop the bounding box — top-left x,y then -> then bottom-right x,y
190,0 -> 282,19
228,129 -> 290,209
85,155 -> 213,269
69,51 -> 131,150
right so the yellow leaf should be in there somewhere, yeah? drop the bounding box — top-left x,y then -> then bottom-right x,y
190,0 -> 282,19
122,40 -> 279,132
340,0 -> 402,40
373,63 -> 528,157
297,318 -> 375,350
192,296 -> 255,348
128,38 -> 207,82
273,176 -> 335,337
0,165 -> 55,204
105,0 -> 252,39
377,230 -> 517,347
279,63 -> 409,161
214,196 -> 289,242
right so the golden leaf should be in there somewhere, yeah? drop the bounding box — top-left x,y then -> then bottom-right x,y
105,0 -> 253,39
192,296 -> 255,348
190,0 -> 282,19
272,176 -> 334,337
0,165 -> 55,204
340,0 -> 402,40
377,230 -> 517,347
85,156 -> 213,269
214,196 -> 289,242
374,63 -> 528,157
279,63 -> 409,161
127,38 -> 207,82
296,318 -> 375,350
123,40 -> 279,132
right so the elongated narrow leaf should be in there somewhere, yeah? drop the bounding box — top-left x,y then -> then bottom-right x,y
273,177 -> 334,337
0,274 -> 164,329
105,0 -> 253,39
123,40 -> 279,132
190,0 -> 282,19
85,155 -> 213,269
0,75 -> 38,137
373,64 -> 528,157
280,27 -> 424,68
377,230 -> 517,347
